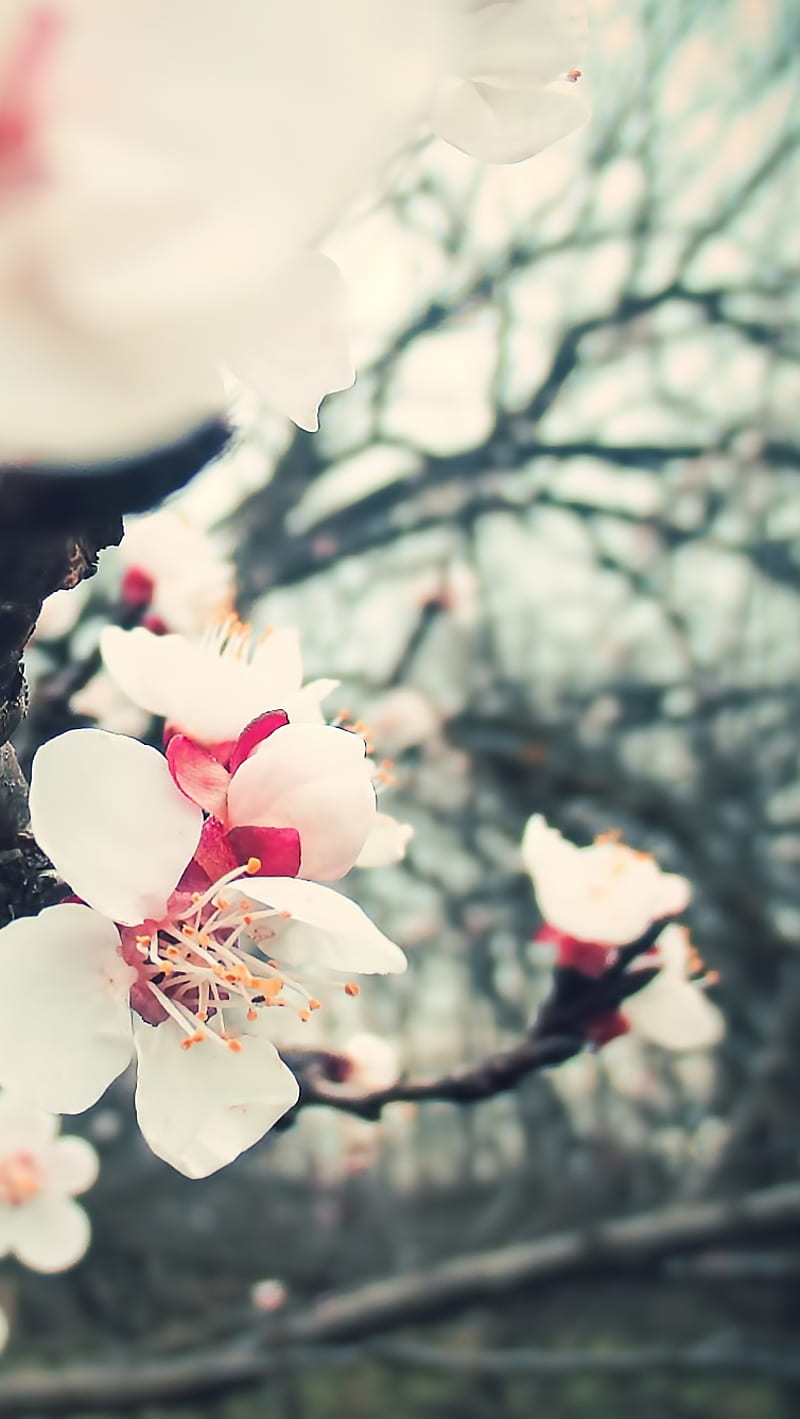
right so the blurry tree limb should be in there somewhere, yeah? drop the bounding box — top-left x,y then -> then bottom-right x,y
284,932 -> 663,1120
1,1181 -> 799,1413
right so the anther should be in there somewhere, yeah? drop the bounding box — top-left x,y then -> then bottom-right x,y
226,1038 -> 243,1053
246,857 -> 262,875
344,982 -> 360,997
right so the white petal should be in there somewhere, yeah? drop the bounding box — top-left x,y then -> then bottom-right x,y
101,627 -> 305,746
133,1017 -> 299,1178
43,1136 -> 100,1197
433,76 -> 589,163
283,679 -> 340,725
9,1197 -> 91,1273
29,729 -> 202,925
245,877 -> 407,974
0,1096 -> 58,1155
33,583 -> 91,643
265,775 -> 376,880
0,1306 -> 8,1353
356,813 -> 414,868
250,628 -> 304,686
228,723 -> 369,825
627,977 -> 726,1052
0,906 -> 135,1114
231,254 -> 354,430
99,627 -> 197,719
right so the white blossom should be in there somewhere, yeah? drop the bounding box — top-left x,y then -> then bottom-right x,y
0,1095 -> 98,1273
522,814 -> 690,946
118,510 -> 235,636
0,729 -> 404,1178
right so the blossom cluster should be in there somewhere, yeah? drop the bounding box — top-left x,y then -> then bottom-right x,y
522,816 -> 725,1052
0,622 -> 410,1179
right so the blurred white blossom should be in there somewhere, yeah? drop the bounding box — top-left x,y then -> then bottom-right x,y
0,1095 -> 98,1273
522,814 -> 690,946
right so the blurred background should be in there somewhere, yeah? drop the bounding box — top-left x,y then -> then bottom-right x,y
9,0 -> 800,1414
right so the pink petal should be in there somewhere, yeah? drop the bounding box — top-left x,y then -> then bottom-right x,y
229,710 -> 291,776
226,825 -> 301,877
194,817 -> 239,881
166,735 -> 231,816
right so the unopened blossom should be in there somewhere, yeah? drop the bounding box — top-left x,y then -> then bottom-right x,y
522,815 -> 691,949
432,0 -> 590,163
0,0 -> 454,463
32,580 -> 90,643
117,510 -> 235,637
0,729 -> 404,1178
0,1094 -> 98,1273
250,1278 -> 287,1313
342,1032 -> 401,1092
100,618 -> 337,748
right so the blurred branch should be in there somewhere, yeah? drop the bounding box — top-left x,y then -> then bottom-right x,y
284,927 -> 665,1120
2,1181 -> 799,1412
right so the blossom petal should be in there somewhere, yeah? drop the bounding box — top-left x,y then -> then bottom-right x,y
228,723 -> 375,877
166,735 -> 230,816
356,812 -> 414,868
29,729 -> 202,925
0,905 -> 135,1114
0,1096 -> 58,1154
133,1017 -> 299,1178
9,1197 -> 91,1273
229,710 -> 291,776
433,75 -> 589,163
102,627 -> 301,745
225,825 -> 301,877
626,976 -> 726,1052
230,253 -> 354,430
43,1136 -> 100,1197
245,877 -> 407,974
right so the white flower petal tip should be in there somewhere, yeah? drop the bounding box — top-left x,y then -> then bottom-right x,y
133,1019 -> 299,1179
246,878 -> 407,975
432,0 -> 590,164
0,906 -> 135,1115
356,813 -> 414,869
0,1092 -> 99,1275
29,729 -> 202,926
232,253 -> 355,430
521,815 -> 691,946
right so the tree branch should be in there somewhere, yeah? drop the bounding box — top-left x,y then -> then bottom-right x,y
1,1182 -> 798,1413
